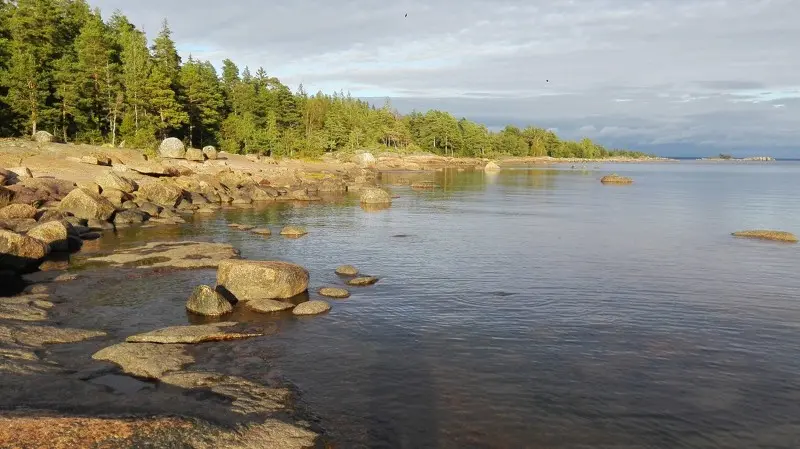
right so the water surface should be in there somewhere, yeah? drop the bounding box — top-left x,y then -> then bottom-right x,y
65,162 -> 800,448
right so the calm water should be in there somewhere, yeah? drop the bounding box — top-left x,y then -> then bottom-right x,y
63,162 -> 800,448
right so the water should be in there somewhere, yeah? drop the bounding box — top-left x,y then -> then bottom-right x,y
64,162 -> 800,448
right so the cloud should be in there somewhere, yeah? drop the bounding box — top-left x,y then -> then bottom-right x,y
90,0 -> 800,155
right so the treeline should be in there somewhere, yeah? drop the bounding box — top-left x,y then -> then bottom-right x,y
0,1 -> 650,159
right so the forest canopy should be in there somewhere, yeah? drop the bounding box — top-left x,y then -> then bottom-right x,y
0,0 -> 651,159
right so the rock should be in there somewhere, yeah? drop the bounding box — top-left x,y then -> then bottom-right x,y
484,161 -> 501,172
186,285 -> 233,316
86,241 -> 239,269
319,179 -> 347,193
137,202 -> 161,217
96,173 -> 137,193
0,230 -> 50,272
239,185 -> 276,202
287,189 -> 321,201
36,210 -> 69,223
354,152 -> 376,167
58,188 -> 116,221
87,218 -> 114,230
319,287 -> 350,299
158,137 -> 186,159
100,188 -> 130,208
129,162 -> 175,176
335,265 -> 359,276
732,230 -> 798,243
20,178 -> 76,200
279,226 -> 307,237
600,174 -> 633,184
0,186 -> 13,205
0,204 -> 37,220
137,181 -> 183,207
251,228 -> 272,236
80,155 -> 111,166
76,181 -> 101,194
2,218 -> 38,233
8,167 -> 32,179
347,276 -> 379,286
26,221 -> 69,252
184,148 -> 205,162
33,130 -> 54,143
92,342 -> 193,379
360,187 -> 392,205
202,145 -> 218,160
246,298 -> 295,313
113,209 -> 148,225
216,260 -> 309,301
126,322 -> 262,344
292,300 -> 331,316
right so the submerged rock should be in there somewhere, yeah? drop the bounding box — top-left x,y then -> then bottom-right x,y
600,174 -> 633,184
279,226 -> 307,237
292,300 -> 331,316
251,228 -> 272,236
732,230 -> 798,243
92,342 -> 193,379
86,241 -> 239,269
318,287 -> 350,299
0,230 -> 50,272
246,298 -> 295,313
58,188 -> 116,221
186,285 -> 233,316
217,259 -> 309,301
335,265 -> 359,276
126,322 -> 262,344
347,276 -> 379,286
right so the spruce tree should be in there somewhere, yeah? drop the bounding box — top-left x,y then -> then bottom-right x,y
179,57 -> 223,147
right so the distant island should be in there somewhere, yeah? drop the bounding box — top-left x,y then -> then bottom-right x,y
698,154 -> 775,162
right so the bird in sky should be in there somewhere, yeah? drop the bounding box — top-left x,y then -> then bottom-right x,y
405,13 -> 408,17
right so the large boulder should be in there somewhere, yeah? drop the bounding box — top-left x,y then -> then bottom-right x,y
101,188 -> 131,208
137,181 -> 184,207
96,173 -> 137,193
185,148 -> 205,162
216,260 -> 309,301
33,130 -> 54,143
202,146 -> 218,160
360,187 -> 392,205
58,188 -> 116,221
113,208 -> 148,225
0,204 -> 37,220
186,285 -> 233,316
0,229 -> 50,272
158,137 -> 186,159
26,220 -> 70,252
354,152 -> 376,167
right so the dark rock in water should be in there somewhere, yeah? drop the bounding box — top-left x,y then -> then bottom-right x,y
87,218 -> 114,230
392,234 -> 411,238
0,229 -> 50,272
0,270 -> 24,296
216,259 -> 309,301
347,276 -> 380,286
292,300 -> 331,316
114,209 -> 149,225
186,285 -> 233,316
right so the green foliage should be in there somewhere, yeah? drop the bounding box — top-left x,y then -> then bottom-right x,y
0,4 -> 650,159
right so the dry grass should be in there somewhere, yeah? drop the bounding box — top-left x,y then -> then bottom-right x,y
732,230 -> 798,243
600,174 -> 634,184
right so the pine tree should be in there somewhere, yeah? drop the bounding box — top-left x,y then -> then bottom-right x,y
118,23 -> 149,140
75,9 -> 112,139
179,57 -> 222,147
52,52 -> 81,141
151,19 -> 180,84
146,63 -> 187,139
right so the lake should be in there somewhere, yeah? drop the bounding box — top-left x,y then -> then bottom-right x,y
66,162 -> 800,448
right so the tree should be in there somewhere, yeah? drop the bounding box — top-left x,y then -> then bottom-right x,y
118,21 -> 149,141
52,52 -> 81,141
146,62 -> 187,139
179,57 -> 223,147
75,10 -> 113,139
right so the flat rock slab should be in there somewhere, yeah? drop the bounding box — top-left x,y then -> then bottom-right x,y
246,299 -> 295,313
125,322 -> 263,344
292,300 -> 331,316
318,287 -> 351,299
92,342 -> 193,379
86,241 -> 239,269
347,276 -> 380,286
251,228 -> 272,236
335,265 -> 359,276
160,371 -> 291,415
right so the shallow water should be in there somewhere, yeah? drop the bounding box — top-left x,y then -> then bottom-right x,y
65,162 -> 800,448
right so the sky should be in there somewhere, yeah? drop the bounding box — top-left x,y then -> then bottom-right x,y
91,0 -> 800,157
